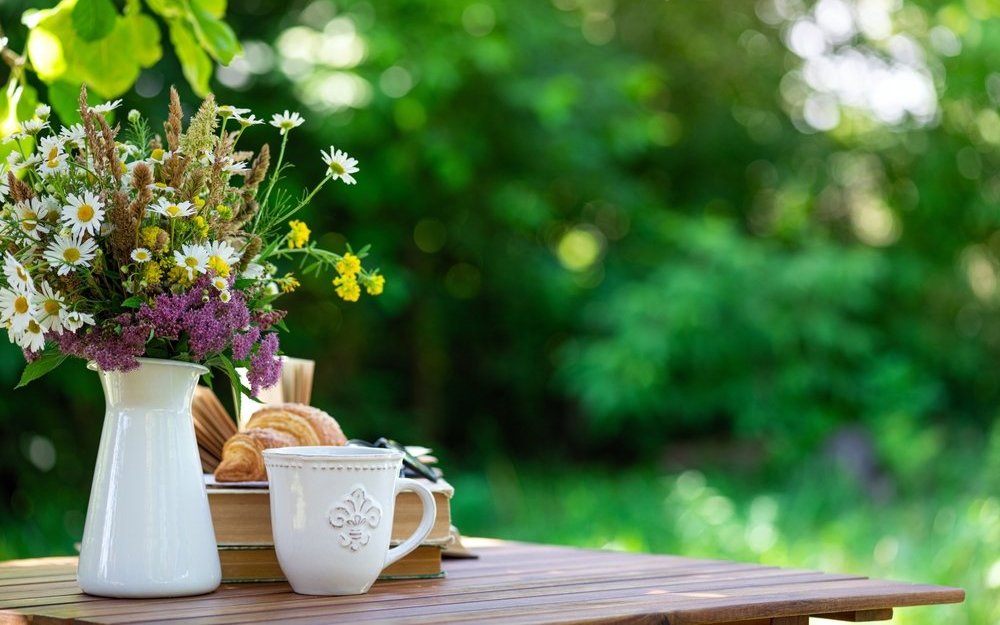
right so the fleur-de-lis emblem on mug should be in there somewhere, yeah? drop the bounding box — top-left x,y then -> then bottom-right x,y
329,487 -> 382,551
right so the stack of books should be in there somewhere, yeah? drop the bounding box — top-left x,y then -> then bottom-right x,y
208,478 -> 455,582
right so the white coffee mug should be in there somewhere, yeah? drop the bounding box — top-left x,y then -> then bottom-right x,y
262,446 -> 437,595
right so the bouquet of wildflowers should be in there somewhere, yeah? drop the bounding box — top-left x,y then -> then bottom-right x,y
0,86 -> 383,395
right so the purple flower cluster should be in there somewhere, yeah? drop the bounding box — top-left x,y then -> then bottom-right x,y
253,309 -> 287,331
249,332 -> 281,396
137,277 -> 250,360
51,276 -> 285,391
54,313 -> 148,371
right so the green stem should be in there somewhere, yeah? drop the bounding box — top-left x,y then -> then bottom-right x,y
260,132 -> 289,212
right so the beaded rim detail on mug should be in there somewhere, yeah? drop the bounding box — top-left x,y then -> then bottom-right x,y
263,462 -> 399,471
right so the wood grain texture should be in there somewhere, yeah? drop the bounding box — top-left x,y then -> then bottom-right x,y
0,540 -> 964,625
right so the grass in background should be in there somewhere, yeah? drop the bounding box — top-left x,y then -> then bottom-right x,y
449,429 -> 1000,625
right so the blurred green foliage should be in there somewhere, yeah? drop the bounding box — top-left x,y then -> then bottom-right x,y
1,1 -> 999,620
450,424 -> 1000,624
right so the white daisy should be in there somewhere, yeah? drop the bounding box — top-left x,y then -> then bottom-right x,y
61,192 -> 106,237
223,161 -> 248,175
147,182 -> 177,194
320,147 -> 359,185
6,151 -> 22,171
116,143 -> 141,164
64,310 -> 95,332
3,252 -> 34,293
60,124 -> 86,147
211,276 -> 228,291
91,99 -> 123,114
131,247 -> 153,263
174,244 -> 209,278
241,262 -> 266,280
37,196 -> 59,221
18,119 -> 47,135
34,104 -> 51,120
37,150 -> 69,178
38,135 -> 65,163
43,234 -> 98,276
218,105 -> 251,119
148,197 -> 194,219
0,287 -> 37,332
205,240 -> 242,272
234,113 -> 264,127
219,289 -> 232,303
13,318 -> 46,352
7,152 -> 41,174
15,199 -> 49,241
32,281 -> 66,333
270,110 -> 304,135
148,148 -> 170,164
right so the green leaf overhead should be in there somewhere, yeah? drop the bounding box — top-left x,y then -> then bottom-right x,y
188,0 -> 240,64
0,77 -> 38,164
168,18 -> 213,96
195,0 -> 227,18
47,80 -> 102,125
23,0 -> 163,99
71,0 -> 117,42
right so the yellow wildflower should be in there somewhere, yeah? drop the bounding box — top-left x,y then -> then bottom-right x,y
192,216 -> 209,239
140,226 -> 170,251
333,274 -> 360,302
335,253 -> 361,277
287,220 -> 311,249
280,275 -> 301,293
168,264 -> 195,287
194,195 -> 206,209
217,205 -> 233,220
143,261 -> 163,285
207,256 -> 231,278
365,274 -> 385,296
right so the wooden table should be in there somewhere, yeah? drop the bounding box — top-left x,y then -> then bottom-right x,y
0,539 -> 964,624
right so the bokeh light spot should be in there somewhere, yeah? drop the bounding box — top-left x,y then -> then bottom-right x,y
557,226 -> 604,271
27,435 -> 56,472
463,3 -> 496,37
380,66 -> 414,98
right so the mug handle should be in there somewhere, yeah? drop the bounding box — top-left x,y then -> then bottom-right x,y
384,478 -> 437,569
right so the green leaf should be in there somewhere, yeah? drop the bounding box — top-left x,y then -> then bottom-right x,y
169,18 -> 212,96
16,353 -> 68,389
72,0 -> 118,42
208,352 -> 252,420
25,0 -> 162,98
188,0 -> 240,64
121,295 -> 144,308
195,0 -> 226,18
0,76 -> 39,141
47,80 -> 93,125
143,0 -> 185,19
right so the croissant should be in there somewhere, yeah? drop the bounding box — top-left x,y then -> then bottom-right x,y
213,404 -> 347,482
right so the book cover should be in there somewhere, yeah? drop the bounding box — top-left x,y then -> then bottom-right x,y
208,477 -> 454,547
219,544 -> 444,583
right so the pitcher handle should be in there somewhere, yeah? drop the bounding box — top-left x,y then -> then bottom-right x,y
384,478 -> 437,569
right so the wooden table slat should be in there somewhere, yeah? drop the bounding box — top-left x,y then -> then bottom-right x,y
0,540 -> 964,625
